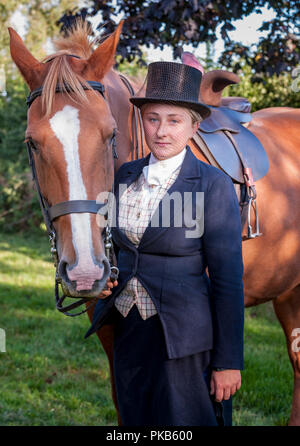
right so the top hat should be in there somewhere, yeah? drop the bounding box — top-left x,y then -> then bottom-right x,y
130,61 -> 211,119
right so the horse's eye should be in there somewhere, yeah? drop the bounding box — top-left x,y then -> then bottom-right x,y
110,129 -> 117,142
25,138 -> 39,153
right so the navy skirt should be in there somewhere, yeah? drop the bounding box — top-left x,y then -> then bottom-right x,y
112,305 -> 231,426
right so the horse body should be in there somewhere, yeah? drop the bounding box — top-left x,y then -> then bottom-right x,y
243,108 -> 300,304
247,108 -> 300,426
9,22 -> 300,425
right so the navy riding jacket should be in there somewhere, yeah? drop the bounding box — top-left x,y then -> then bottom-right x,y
85,147 -> 244,370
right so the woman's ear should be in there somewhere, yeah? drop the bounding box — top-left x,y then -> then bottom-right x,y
191,121 -> 201,136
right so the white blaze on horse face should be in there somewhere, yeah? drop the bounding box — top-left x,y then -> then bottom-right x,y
49,105 -> 104,290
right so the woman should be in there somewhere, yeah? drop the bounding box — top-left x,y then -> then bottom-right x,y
85,62 -> 244,426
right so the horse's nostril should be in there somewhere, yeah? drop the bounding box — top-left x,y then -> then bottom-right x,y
58,260 -> 69,282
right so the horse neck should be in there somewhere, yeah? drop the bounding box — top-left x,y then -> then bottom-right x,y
104,70 -> 146,169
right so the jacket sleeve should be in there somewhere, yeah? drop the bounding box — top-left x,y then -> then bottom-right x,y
202,173 -> 244,370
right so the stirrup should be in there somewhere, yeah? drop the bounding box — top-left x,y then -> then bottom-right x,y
247,197 -> 262,239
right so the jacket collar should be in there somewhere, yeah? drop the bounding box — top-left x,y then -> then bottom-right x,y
120,146 -> 201,184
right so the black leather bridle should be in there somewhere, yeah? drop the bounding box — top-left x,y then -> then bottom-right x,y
25,61 -> 119,316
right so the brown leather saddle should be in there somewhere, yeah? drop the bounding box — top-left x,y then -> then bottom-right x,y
197,99 -> 268,184
189,65 -> 269,240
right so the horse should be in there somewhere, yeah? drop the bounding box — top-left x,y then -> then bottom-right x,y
9,21 -> 300,426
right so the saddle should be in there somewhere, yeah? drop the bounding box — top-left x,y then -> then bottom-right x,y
184,58 -> 270,240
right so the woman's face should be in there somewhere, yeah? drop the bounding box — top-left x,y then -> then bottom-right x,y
142,103 -> 200,160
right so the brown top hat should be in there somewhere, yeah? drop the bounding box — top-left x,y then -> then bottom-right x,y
130,61 -> 211,119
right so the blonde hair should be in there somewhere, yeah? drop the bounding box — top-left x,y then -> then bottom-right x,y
187,108 -> 202,124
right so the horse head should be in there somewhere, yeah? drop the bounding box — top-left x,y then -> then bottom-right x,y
9,21 -> 123,299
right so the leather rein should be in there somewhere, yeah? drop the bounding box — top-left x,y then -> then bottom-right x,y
25,58 -> 139,317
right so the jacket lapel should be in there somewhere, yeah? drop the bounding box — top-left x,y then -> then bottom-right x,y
113,155 -> 150,249
116,155 -> 150,192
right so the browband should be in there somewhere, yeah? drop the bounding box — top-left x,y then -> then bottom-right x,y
26,80 -> 106,108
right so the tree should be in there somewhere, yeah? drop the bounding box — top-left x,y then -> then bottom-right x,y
1,1 -> 80,65
58,0 -> 300,76
225,62 -> 300,112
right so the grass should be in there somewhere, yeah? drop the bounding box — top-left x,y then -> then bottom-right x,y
0,230 -> 116,426
234,302 -> 293,426
0,230 -> 293,426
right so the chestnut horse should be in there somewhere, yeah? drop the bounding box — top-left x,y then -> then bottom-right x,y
9,22 -> 300,425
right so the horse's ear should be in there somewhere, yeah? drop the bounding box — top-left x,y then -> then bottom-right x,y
8,27 -> 46,90
87,20 -> 124,80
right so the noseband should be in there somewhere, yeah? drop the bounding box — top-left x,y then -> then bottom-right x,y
26,59 -> 119,316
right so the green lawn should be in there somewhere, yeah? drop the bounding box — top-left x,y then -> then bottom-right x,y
0,231 -> 293,426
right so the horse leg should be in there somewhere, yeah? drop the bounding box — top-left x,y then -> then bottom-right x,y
86,306 -> 121,425
95,325 -> 122,425
273,285 -> 300,426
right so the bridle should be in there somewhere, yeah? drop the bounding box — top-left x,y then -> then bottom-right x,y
25,57 -> 120,317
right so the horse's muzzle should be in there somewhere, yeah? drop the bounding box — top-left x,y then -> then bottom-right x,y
58,256 -> 111,298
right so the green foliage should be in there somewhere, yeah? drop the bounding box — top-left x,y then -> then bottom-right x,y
0,0 -> 80,65
63,1 -> 300,76
0,75 -> 42,232
117,55 -> 147,80
225,64 -> 300,112
0,76 -> 41,232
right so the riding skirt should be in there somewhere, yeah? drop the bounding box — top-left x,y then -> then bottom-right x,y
112,305 -> 231,426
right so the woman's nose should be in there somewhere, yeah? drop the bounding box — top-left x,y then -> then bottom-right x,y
156,123 -> 168,138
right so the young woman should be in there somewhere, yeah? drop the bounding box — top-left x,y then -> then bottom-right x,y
85,61 -> 244,426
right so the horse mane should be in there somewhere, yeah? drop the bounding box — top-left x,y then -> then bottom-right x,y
41,20 -> 99,116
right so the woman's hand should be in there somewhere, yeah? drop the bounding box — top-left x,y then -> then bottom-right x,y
210,370 -> 241,402
98,279 -> 118,300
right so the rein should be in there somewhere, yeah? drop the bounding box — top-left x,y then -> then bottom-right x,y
26,65 -> 121,317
